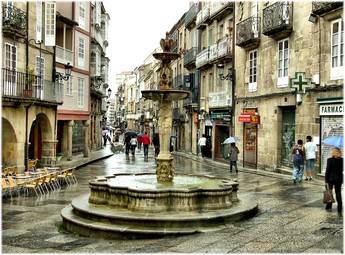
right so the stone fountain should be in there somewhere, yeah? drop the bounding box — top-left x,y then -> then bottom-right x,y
61,35 -> 258,239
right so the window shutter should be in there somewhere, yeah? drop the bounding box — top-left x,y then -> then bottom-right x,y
36,1 -> 42,42
44,2 -> 56,46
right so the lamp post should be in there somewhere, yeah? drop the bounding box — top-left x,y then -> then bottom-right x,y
217,63 -> 236,136
54,62 -> 72,82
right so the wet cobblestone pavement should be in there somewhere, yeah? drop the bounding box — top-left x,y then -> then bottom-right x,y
2,151 -> 343,253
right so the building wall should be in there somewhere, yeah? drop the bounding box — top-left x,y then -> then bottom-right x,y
234,2 -> 343,171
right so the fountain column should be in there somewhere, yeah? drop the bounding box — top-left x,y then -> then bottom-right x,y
156,99 -> 174,182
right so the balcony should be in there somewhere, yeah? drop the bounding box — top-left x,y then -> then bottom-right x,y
184,47 -> 198,69
196,47 -> 210,69
236,16 -> 261,50
217,36 -> 232,61
208,91 -> 231,109
263,2 -> 293,40
185,3 -> 199,29
208,43 -> 218,63
173,75 -> 184,89
2,4 -> 27,38
312,2 -> 343,16
2,68 -> 63,104
209,2 -> 234,22
56,46 -> 73,65
196,7 -> 210,29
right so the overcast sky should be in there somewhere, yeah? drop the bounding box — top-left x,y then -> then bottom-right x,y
103,0 -> 190,91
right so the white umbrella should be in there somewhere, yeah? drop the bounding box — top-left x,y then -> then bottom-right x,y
223,137 -> 237,144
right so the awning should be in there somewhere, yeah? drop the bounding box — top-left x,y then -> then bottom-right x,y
238,113 -> 260,124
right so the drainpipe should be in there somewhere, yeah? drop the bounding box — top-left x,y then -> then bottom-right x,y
231,4 -> 236,137
24,2 -> 29,170
25,2 -> 29,71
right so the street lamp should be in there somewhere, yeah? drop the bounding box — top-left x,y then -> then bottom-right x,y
217,63 -> 234,80
55,62 -> 72,82
107,87 -> 112,98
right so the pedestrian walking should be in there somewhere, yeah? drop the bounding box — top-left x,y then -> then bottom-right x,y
142,132 -> 151,159
198,134 -> 207,158
292,139 -> 305,184
137,135 -> 143,151
102,128 -> 108,146
124,134 -> 131,155
152,133 -> 160,157
229,143 -> 240,173
325,147 -> 343,216
130,137 -> 137,156
304,135 -> 318,181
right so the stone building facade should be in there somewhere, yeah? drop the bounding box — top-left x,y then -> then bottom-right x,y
2,2 -> 62,171
195,2 -> 235,160
55,1 -> 92,160
234,1 -> 343,172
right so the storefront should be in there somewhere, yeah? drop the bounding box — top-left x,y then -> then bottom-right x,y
317,97 -> 343,174
210,111 -> 231,160
238,109 -> 260,168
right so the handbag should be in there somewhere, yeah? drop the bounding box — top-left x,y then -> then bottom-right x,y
323,184 -> 335,204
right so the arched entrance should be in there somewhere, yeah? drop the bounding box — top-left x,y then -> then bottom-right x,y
28,113 -> 53,163
2,118 -> 17,167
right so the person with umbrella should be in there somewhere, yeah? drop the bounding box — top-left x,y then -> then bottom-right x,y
229,142 -> 240,173
198,134 -> 207,158
324,147 -> 343,216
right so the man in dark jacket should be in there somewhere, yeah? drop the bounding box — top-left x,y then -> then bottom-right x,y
325,147 -> 343,215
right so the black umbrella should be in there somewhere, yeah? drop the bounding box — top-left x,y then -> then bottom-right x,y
125,131 -> 137,138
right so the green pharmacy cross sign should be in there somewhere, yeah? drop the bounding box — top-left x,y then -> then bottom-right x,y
289,72 -> 315,93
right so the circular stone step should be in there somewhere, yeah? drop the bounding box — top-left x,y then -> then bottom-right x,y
61,194 -> 258,239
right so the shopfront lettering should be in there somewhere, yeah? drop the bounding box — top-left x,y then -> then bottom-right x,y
319,104 -> 343,116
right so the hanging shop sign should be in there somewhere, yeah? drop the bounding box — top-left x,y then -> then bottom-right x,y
238,113 -> 260,124
319,104 -> 343,116
210,112 -> 231,120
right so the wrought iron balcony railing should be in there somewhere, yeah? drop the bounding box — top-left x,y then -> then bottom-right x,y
2,68 -> 63,103
196,47 -> 209,68
185,3 -> 199,29
312,2 -> 343,16
236,16 -> 261,50
263,2 -> 293,39
184,47 -> 198,68
2,4 -> 27,38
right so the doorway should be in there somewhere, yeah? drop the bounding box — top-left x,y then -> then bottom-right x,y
281,108 -> 295,166
243,123 -> 257,168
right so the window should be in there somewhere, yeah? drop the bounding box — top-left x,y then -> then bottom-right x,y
79,2 -> 85,29
77,78 -> 84,107
78,37 -> 85,68
44,2 -> 56,46
5,43 -> 16,70
249,50 -> 257,92
331,19 -> 344,80
277,38 -> 289,87
4,43 -> 17,95
66,76 -> 73,95
35,56 -> 45,98
218,23 -> 224,39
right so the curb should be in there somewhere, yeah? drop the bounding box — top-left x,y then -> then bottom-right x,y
173,151 -> 324,187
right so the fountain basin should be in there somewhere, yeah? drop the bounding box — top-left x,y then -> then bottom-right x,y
88,173 -> 238,212
141,89 -> 189,101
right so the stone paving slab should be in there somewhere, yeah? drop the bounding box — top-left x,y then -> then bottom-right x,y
2,151 -> 343,253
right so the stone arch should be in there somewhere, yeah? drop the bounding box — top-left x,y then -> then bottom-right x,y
28,112 -> 55,165
2,118 -> 18,167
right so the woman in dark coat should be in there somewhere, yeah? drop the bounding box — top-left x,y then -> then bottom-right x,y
325,147 -> 343,215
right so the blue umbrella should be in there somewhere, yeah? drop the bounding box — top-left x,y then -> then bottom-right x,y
322,136 -> 343,148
